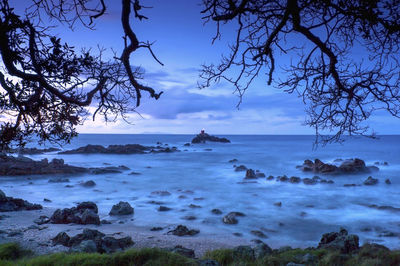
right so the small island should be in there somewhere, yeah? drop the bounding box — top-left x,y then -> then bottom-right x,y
191,129 -> 231,144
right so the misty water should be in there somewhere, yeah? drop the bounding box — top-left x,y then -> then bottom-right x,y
1,134 -> 400,248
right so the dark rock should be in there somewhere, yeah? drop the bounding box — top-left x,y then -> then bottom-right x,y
43,198 -> 51,202
256,172 -> 266,178
184,143 -> 191,147
277,175 -> 288,182
101,220 -> 112,224
303,178 -> 317,185
164,245 -> 195,258
267,175 -> 274,180
34,216 -> 50,225
197,259 -> 220,266
147,200 -> 164,205
250,230 -> 267,238
229,159 -> 238,163
233,232 -> 242,237
128,171 -> 141,175
245,169 -> 257,179
298,158 -> 376,175
344,184 -> 358,187
150,227 -> 163,231
0,155 -> 87,176
363,176 -> 378,186
182,215 -> 196,220
158,206 -> 172,212
211,208 -> 222,215
289,176 -> 301,183
81,180 -> 96,187
191,133 -> 230,144
71,240 -> 97,253
50,202 -> 100,225
52,232 -> 71,246
168,225 -> 199,236
189,204 -> 201,208
318,228 -> 359,253
366,204 -> 400,212
222,212 -> 245,224
151,191 -> 171,196
109,201 -> 134,215
234,165 -> 247,172
385,178 -> 391,184
0,190 -> 42,212
253,243 -> 273,259
274,202 -> 282,207
90,165 -> 129,175
100,236 -> 134,253
9,147 -> 61,155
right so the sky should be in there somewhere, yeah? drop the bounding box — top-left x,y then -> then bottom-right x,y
9,0 -> 400,135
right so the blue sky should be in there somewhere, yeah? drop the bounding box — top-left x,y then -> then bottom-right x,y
11,0 -> 400,135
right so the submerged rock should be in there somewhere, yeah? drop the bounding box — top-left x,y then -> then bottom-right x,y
60,144 -> 178,154
245,169 -> 257,179
0,190 -> 42,212
109,201 -> 134,216
191,133 -> 230,144
234,165 -> 247,172
222,212 -> 245,225
363,176 -> 378,185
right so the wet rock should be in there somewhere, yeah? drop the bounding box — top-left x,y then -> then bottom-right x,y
52,232 -> 71,246
151,191 -> 171,196
184,143 -> 191,147
0,190 -> 42,212
164,245 -> 195,258
147,200 -> 164,205
250,230 -> 267,238
274,202 -> 282,207
182,215 -> 196,220
34,216 -> 50,225
385,179 -> 391,184
194,197 -> 205,201
71,240 -> 98,253
253,243 -> 272,259
50,202 -> 100,225
297,158 -> 376,175
189,204 -> 201,208
256,172 -> 266,178
245,169 -> 257,179
363,176 -> 378,185
109,201 -> 134,216
61,144 -> 178,154
43,198 -> 52,202
318,228 -> 359,253
128,171 -> 141,175
222,212 -> 245,225
234,165 -> 247,172
101,220 -> 112,224
191,133 -> 230,144
366,204 -> 400,212
158,206 -> 172,212
0,155 -> 87,176
303,178 -> 317,185
267,175 -> 274,180
150,227 -> 163,231
168,225 -> 199,236
81,180 -> 96,187
344,184 -> 358,187
48,178 -> 70,183
233,232 -> 242,237
211,209 -> 222,215
9,147 -> 61,155
277,175 -> 288,182
229,159 -> 238,163
289,176 -> 301,183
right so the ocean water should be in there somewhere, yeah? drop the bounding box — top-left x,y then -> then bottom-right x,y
1,134 -> 400,248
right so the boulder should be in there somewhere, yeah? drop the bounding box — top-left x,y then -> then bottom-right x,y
81,180 -> 96,187
50,202 -> 100,225
158,206 -> 172,212
0,190 -> 42,212
385,179 -> 391,184
52,232 -> 71,246
222,212 -> 245,225
253,243 -> 272,259
168,225 -> 199,236
232,246 -> 255,261
211,209 -> 222,215
245,169 -> 257,179
234,165 -> 247,172
164,245 -> 195,258
34,215 -> 50,225
289,176 -> 301,183
297,158 -> 377,175
363,176 -> 378,185
109,201 -> 134,216
191,133 -> 230,144
318,228 -> 359,253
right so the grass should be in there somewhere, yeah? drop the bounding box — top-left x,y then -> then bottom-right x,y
1,242 -> 400,266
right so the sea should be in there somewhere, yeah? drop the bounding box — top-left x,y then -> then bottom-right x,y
1,134 -> 400,249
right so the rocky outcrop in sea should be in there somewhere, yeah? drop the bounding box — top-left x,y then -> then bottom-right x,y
0,190 -> 42,212
191,133 -> 230,144
296,158 -> 378,174
60,144 -> 179,154
50,202 -> 100,225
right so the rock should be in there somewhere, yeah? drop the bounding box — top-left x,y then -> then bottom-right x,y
48,178 -> 70,183
343,184 -> 358,187
9,147 -> 61,155
81,180 -> 96,187
89,165 -> 130,175
253,243 -> 272,259
297,158 -> 376,175
52,232 -> 71,246
250,230 -> 267,238
109,201 -> 134,215
289,176 -> 301,183
50,202 -> 100,225
366,204 -> 400,212
168,225 -> 199,236
303,178 -> 317,185
317,228 -> 359,253
385,179 -> 391,184
34,216 -> 50,225
189,204 -> 201,208
274,202 -> 282,207
101,220 -> 112,224
184,143 -> 191,147
191,133 -> 230,144
0,154 -> 87,176
43,198 -> 52,202
232,245 -> 255,261
150,227 -> 163,231
256,172 -> 266,178
197,259 -> 220,266
211,209 -> 222,215
222,212 -> 245,225
151,191 -> 171,196
363,176 -> 378,185
234,165 -> 247,172
229,159 -> 238,163
245,169 -> 257,179
182,215 -> 196,221
100,236 -> 134,253
267,175 -> 274,180
128,171 -> 141,175
0,191 -> 42,212
71,240 -> 98,253
158,206 -> 172,212
277,175 -> 288,182
164,245 -> 195,258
